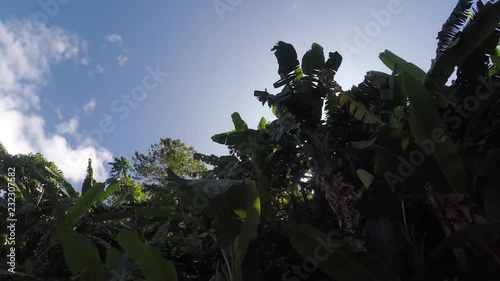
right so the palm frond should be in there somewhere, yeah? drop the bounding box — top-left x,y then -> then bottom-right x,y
426,1 -> 500,91
436,0 -> 475,58
271,41 -> 300,79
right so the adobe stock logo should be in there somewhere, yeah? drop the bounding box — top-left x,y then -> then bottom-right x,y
338,0 -> 414,60
213,0 -> 244,21
282,229 -> 339,281
32,0 -> 72,27
384,75 -> 500,191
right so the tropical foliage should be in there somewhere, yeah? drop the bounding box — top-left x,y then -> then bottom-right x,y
1,1 -> 500,280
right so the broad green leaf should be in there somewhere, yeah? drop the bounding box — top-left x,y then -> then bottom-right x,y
233,209 -> 247,218
258,117 -> 267,130
97,181 -> 120,203
403,70 -> 465,193
325,90 -> 341,121
425,3 -> 500,89
289,224 -> 400,281
357,169 -> 375,188
256,174 -> 268,204
33,169 -> 65,221
389,69 -> 408,107
111,192 -> 128,207
57,226 -> 108,280
489,67 -> 499,76
212,211 -> 243,240
105,247 -> 121,267
373,126 -> 410,177
166,167 -> 185,182
301,43 -> 325,75
339,93 -> 383,125
24,259 -> 34,275
232,179 -> 261,281
231,112 -> 248,131
350,138 -> 377,150
368,71 -> 391,86
64,182 -> 105,227
193,153 -> 225,166
211,129 -> 258,146
379,50 -> 426,82
116,230 -> 177,281
45,166 -> 79,198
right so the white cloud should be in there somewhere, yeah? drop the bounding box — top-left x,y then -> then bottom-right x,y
80,40 -> 89,53
81,57 -> 89,65
96,64 -> 104,74
56,116 -> 79,135
116,55 -> 128,66
55,107 -> 63,120
0,18 -> 112,184
105,33 -> 122,46
83,98 -> 96,113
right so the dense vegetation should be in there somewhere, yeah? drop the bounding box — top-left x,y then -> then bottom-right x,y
1,1 -> 500,280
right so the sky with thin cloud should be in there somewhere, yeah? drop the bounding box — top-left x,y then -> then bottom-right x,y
0,0 -> 457,188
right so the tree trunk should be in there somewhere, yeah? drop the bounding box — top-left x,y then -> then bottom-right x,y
319,171 -> 365,251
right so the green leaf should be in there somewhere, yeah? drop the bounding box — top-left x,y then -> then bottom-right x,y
105,247 -> 121,267
33,169 -> 65,221
111,192 -> 128,207
357,169 -> 375,188
212,211 -> 243,240
44,166 -> 79,198
211,129 -> 258,146
339,93 -> 383,125
258,117 -> 267,130
289,224 -> 400,281
193,153 -> 226,166
57,226 -> 108,280
425,3 -> 500,90
301,43 -> 325,75
368,71 -> 391,86
350,138 -> 377,150
255,174 -> 268,205
402,70 -> 465,193
97,181 -> 120,203
373,126 -> 410,177
116,230 -> 177,281
232,179 -> 261,281
325,90 -> 341,122
64,182 -> 105,227
233,209 -> 247,218
389,70 -> 408,107
379,50 -> 426,82
231,112 -> 248,131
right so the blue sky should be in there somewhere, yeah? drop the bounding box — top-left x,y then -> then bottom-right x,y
0,0 -> 458,186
